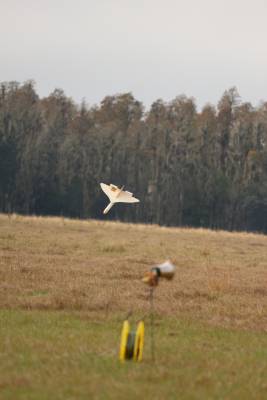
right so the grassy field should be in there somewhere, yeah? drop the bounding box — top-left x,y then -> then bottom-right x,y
0,214 -> 267,399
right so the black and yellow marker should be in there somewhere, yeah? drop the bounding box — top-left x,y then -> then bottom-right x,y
119,320 -> 145,362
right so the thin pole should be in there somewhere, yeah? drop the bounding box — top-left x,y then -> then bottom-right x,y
149,287 -> 155,362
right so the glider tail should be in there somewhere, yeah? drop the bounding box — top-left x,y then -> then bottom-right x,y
103,202 -> 114,214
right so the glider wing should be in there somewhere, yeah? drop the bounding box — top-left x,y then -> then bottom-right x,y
116,190 -> 140,203
100,183 -> 119,202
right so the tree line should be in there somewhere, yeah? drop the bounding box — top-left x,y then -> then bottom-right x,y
0,81 -> 266,233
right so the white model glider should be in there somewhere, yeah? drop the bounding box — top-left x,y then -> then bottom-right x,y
100,183 -> 140,214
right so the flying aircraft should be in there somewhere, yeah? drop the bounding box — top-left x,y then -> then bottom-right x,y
100,183 -> 140,214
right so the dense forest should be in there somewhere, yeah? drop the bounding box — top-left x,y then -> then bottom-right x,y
0,81 -> 266,233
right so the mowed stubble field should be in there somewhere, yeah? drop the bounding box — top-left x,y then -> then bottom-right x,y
0,213 -> 267,399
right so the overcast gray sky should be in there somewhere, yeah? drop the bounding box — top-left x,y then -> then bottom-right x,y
1,0 -> 266,109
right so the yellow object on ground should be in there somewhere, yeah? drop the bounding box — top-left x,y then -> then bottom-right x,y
119,320 -> 145,362
119,320 -> 130,361
133,321 -> 145,361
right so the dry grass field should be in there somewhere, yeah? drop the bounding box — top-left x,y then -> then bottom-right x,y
0,213 -> 267,399
1,213 -> 266,329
